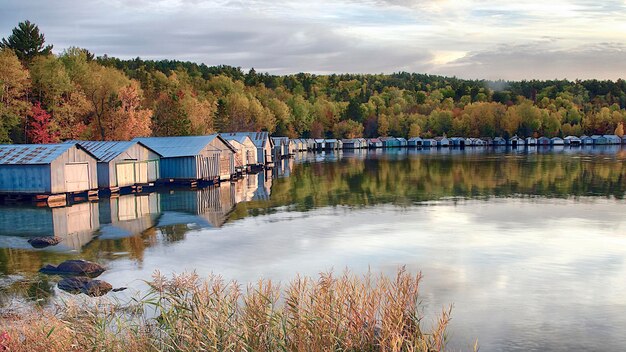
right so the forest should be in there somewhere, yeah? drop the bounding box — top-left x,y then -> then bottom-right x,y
2,20 -> 626,144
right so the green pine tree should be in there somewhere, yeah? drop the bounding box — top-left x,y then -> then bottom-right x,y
1,20 -> 53,63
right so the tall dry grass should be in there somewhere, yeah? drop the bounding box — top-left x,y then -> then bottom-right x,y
0,268 -> 454,351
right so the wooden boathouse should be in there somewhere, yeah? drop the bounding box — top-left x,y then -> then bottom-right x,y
71,140 -> 161,192
0,143 -> 98,204
220,132 -> 274,166
134,135 -> 236,184
223,135 -> 258,169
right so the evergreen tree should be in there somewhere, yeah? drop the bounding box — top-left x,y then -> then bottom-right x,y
1,20 -> 53,63
214,98 -> 229,132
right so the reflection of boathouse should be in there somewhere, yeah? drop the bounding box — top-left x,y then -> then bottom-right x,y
98,193 -> 161,240
0,202 -> 99,250
158,184 -> 236,228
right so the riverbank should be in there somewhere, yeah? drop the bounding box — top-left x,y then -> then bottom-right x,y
0,268 -> 452,352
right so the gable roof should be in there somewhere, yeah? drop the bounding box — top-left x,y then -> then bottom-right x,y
223,134 -> 254,146
133,135 -> 235,158
220,132 -> 272,148
68,140 -> 161,162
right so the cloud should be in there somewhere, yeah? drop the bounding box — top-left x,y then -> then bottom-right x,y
1,0 -> 626,79
435,42 -> 626,80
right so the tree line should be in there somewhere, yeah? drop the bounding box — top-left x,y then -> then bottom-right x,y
2,20 -> 626,144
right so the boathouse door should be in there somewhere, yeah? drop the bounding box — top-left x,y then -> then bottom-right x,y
116,162 -> 136,187
65,163 -> 90,192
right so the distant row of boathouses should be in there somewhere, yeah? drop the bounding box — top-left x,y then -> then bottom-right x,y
1,132 -> 624,205
276,134 -> 626,152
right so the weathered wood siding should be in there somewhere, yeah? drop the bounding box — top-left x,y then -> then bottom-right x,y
49,146 -> 98,194
97,144 -> 161,188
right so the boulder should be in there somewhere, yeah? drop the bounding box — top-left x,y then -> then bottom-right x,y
39,260 -> 105,278
58,277 -> 91,294
81,280 -> 113,297
28,237 -> 60,248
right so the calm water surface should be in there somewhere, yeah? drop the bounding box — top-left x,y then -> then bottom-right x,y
2,146 -> 626,351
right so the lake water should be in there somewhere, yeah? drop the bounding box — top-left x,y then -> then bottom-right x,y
2,146 -> 626,351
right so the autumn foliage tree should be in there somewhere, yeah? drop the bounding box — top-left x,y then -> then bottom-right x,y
27,101 -> 58,143
106,82 -> 152,140
5,20 -> 626,145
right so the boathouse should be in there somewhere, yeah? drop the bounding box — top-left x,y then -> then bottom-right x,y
0,143 -> 98,196
381,137 -> 401,148
368,138 -> 383,148
481,137 -> 494,146
408,137 -> 423,147
72,140 -> 160,190
434,136 -> 450,147
580,135 -> 593,145
271,137 -> 289,158
422,138 -> 437,147
224,135 -> 258,168
467,138 -> 485,146
449,137 -> 466,147
324,139 -> 339,150
220,132 -> 274,165
550,137 -> 564,145
342,139 -> 361,149
525,137 -> 537,146
508,136 -> 524,147
603,135 -> 621,144
134,135 -> 236,182
591,135 -> 607,145
537,137 -> 551,146
493,137 -> 507,146
564,136 -> 581,146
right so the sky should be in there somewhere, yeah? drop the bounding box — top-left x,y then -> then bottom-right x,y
2,0 -> 626,80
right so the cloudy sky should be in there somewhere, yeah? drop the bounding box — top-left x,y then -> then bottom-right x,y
2,0 -> 626,80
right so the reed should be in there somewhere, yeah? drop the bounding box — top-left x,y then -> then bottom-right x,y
0,268 -> 454,351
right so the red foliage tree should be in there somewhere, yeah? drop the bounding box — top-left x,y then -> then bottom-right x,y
28,102 -> 59,144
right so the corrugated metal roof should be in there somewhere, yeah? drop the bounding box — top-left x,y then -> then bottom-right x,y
70,140 -> 138,162
220,132 -> 270,148
0,143 -> 76,165
134,135 -> 235,158
223,134 -> 252,145
134,135 -> 218,158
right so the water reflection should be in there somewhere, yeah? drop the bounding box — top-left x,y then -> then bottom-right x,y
2,147 -> 626,350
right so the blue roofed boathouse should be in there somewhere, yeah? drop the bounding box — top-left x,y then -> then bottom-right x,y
133,135 -> 236,183
0,143 -> 98,196
71,140 -> 161,190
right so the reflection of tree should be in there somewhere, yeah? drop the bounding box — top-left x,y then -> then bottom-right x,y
158,224 -> 190,243
0,274 -> 54,307
231,151 -> 626,219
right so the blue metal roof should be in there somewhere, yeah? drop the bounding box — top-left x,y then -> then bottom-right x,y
134,135 -> 235,158
0,143 -> 76,165
70,141 -> 153,162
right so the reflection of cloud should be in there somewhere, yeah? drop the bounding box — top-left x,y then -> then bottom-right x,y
100,198 -> 626,350
2,0 -> 626,78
